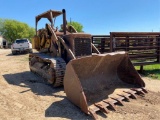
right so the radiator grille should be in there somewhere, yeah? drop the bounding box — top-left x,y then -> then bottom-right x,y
74,38 -> 92,56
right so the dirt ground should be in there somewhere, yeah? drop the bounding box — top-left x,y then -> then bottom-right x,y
0,49 -> 160,120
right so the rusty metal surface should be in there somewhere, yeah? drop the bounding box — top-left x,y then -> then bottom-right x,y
35,9 -> 67,37
110,32 -> 160,37
36,10 -> 62,24
29,53 -> 66,87
92,33 -> 160,67
64,33 -> 92,62
88,88 -> 147,119
64,51 -> 146,119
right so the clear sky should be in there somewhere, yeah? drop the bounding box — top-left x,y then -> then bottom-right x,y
0,0 -> 160,35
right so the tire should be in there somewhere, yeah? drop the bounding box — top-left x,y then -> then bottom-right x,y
12,51 -> 16,55
28,49 -> 33,53
29,49 -> 33,53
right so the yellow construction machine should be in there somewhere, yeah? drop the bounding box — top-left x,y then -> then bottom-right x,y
29,9 -> 147,119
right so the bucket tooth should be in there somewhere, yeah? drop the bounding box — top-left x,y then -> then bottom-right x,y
117,94 -> 130,102
141,87 -> 148,93
89,110 -> 98,120
103,100 -> 116,111
64,52 -> 146,119
110,97 -> 124,106
123,91 -> 137,99
94,102 -> 110,114
131,88 -> 145,95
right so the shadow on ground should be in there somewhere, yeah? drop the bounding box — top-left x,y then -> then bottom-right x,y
3,71 -> 97,119
6,52 -> 29,56
3,71 -> 64,97
45,98 -> 108,119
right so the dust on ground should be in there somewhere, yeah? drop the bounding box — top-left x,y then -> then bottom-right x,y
0,49 -> 160,120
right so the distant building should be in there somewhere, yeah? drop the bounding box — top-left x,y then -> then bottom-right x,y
0,36 -> 8,48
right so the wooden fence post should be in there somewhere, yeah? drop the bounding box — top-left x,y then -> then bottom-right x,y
110,33 -> 113,52
126,36 -> 129,51
157,35 -> 160,63
101,38 -> 105,53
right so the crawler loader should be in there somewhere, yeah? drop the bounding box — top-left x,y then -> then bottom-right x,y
29,9 -> 147,119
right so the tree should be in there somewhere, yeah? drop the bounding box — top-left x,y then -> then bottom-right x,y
0,19 -> 35,43
0,18 -> 5,35
67,21 -> 83,32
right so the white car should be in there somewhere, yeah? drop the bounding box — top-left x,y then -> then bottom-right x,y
11,39 -> 33,55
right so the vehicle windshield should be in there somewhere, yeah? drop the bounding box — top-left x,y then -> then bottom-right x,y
16,39 -> 28,43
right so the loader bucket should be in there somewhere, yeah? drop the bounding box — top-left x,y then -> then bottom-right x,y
64,51 -> 145,116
